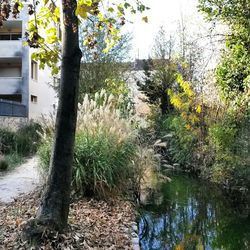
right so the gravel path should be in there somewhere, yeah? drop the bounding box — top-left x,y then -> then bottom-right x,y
0,156 -> 41,203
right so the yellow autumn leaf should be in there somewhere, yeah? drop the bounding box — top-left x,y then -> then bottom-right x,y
75,5 -> 89,18
177,74 -> 194,97
196,104 -> 202,114
171,96 -> 183,109
75,0 -> 94,18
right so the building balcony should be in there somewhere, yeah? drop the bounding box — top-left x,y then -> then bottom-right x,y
0,77 -> 22,94
0,99 -> 27,117
0,40 -> 22,58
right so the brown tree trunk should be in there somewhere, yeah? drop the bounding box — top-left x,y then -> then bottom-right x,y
23,0 -> 82,237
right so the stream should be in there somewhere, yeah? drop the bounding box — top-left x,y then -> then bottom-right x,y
139,174 -> 250,250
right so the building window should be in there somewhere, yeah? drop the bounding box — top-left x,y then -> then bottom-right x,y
0,94 -> 22,103
11,34 -> 22,40
0,33 -> 22,40
31,95 -> 38,103
31,61 -> 38,80
0,34 -> 10,40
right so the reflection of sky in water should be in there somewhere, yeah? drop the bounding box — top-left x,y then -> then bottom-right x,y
139,175 -> 250,250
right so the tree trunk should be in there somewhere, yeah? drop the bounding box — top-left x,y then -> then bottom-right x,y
23,0 -> 82,237
160,88 -> 172,115
160,92 -> 168,115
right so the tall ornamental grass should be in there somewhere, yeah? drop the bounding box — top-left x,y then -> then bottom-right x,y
39,90 -> 138,197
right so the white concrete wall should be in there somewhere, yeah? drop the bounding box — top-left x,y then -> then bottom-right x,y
28,62 -> 58,119
27,4 -> 58,119
0,5 -> 58,119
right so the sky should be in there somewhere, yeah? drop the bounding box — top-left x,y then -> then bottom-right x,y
125,0 -> 205,59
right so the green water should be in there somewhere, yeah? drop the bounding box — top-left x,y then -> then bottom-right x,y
139,174 -> 250,250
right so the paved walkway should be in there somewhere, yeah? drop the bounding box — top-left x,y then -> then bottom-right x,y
0,156 -> 41,203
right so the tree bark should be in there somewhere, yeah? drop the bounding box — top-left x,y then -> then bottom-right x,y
160,87 -> 172,115
160,92 -> 168,115
24,0 -> 82,236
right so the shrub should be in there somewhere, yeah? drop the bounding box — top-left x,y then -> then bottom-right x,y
0,155 -> 8,171
208,123 -> 237,153
15,122 -> 42,156
206,116 -> 250,188
39,90 -> 139,197
4,153 -> 24,170
161,115 -> 198,167
0,122 -> 41,171
0,122 -> 41,157
0,129 -> 16,154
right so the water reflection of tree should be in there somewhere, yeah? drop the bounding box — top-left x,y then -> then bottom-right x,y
139,175 -> 250,250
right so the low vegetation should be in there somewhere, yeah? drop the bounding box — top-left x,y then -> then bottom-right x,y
146,73 -> 250,190
138,2 -> 250,192
39,90 -> 158,198
0,155 -> 8,171
0,122 -> 41,171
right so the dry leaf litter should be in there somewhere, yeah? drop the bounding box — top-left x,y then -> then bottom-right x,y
0,190 -> 137,249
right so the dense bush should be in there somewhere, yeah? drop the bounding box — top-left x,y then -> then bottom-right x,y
157,102 -> 250,188
38,91 -> 142,197
160,115 -> 197,167
4,153 -> 24,170
0,122 -> 41,171
151,76 -> 203,170
208,123 -> 237,153
0,122 -> 41,156
151,73 -> 250,189
0,155 -> 8,171
195,0 -> 250,190
206,115 -> 250,187
0,129 -> 16,154
16,123 -> 42,155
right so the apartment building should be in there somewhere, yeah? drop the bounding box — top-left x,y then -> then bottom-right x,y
0,6 -> 57,119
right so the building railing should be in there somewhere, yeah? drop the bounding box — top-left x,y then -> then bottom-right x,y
0,99 -> 27,117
